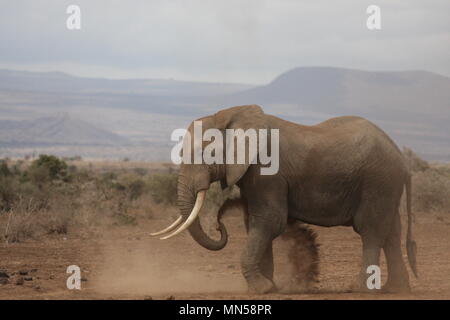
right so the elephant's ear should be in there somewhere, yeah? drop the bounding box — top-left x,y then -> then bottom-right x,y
214,105 -> 267,187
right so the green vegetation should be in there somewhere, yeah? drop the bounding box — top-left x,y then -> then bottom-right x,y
0,150 -> 449,242
403,148 -> 450,213
0,156 -> 176,241
147,173 -> 178,205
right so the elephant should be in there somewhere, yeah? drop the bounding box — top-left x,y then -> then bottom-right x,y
151,104 -> 417,294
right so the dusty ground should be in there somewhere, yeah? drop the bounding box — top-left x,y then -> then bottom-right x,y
1,212 -> 449,300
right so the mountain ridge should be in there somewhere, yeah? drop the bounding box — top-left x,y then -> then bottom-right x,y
0,66 -> 449,161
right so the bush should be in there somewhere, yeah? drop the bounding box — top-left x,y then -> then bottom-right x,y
4,210 -> 37,243
147,173 -> 178,205
116,173 -> 146,201
28,155 -> 69,182
412,167 -> 450,213
0,161 -> 22,211
0,161 -> 11,177
0,157 -> 80,241
403,148 -> 450,213
403,147 -> 430,172
0,175 -> 17,211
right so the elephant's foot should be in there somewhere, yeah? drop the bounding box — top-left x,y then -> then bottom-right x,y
351,279 -> 410,294
246,275 -> 276,294
382,279 -> 411,294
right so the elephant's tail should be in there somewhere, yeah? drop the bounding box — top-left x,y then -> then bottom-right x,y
406,174 -> 418,278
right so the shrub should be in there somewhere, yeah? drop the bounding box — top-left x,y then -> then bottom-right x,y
3,196 -> 42,242
147,173 -> 178,205
402,148 -> 450,213
412,167 -> 450,213
116,173 -> 146,201
0,175 -> 17,211
4,210 -> 38,243
403,147 -> 430,172
3,200 -> 74,242
0,161 -> 11,177
28,155 -> 69,182
39,210 -> 72,235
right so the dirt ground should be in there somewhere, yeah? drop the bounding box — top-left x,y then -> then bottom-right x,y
1,212 -> 449,300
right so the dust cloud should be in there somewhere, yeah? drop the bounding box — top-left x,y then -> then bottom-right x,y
93,238 -> 246,296
275,222 -> 320,293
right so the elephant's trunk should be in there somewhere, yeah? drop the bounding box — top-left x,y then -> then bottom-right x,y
177,178 -> 228,251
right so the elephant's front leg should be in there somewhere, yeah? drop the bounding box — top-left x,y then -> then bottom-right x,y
239,174 -> 288,294
260,244 -> 274,281
241,198 -> 274,282
241,215 -> 276,293
241,207 -> 287,293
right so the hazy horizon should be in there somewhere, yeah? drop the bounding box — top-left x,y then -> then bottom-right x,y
1,66 -> 449,161
1,65 -> 449,86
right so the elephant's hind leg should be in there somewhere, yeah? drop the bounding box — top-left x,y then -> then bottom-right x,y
382,213 -> 410,293
353,195 -> 391,292
355,235 -> 382,292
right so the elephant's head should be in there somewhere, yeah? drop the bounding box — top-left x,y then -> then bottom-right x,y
151,105 -> 268,250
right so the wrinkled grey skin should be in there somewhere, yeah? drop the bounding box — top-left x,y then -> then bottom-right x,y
176,105 -> 417,294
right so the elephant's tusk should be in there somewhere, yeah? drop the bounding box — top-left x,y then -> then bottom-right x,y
149,216 -> 183,236
160,190 -> 206,240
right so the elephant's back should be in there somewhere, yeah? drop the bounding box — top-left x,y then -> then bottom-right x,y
316,116 -> 401,153
313,116 -> 409,178
315,115 -> 367,129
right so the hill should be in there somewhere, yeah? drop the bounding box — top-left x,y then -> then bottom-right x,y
222,67 -> 450,160
0,67 -> 449,161
0,114 -> 129,147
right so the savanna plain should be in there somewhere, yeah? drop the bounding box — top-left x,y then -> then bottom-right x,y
0,152 -> 449,300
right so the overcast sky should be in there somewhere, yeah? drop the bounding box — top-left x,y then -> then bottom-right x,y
0,0 -> 449,84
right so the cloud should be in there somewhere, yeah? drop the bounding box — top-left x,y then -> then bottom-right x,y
0,0 -> 449,83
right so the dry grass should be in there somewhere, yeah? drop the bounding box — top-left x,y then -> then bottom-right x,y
403,148 -> 450,214
0,156 -> 229,243
1,150 -> 449,243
